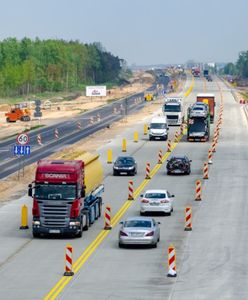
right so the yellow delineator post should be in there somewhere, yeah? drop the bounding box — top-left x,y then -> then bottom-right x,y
20,205 -> 29,230
134,131 -> 139,143
144,124 -> 148,135
122,138 -> 127,152
107,149 -> 113,164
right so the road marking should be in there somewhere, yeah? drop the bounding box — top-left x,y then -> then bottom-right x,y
44,76 -> 194,300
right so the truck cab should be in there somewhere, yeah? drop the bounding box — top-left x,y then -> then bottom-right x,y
163,97 -> 183,125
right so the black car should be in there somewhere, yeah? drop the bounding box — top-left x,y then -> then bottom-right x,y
166,156 -> 191,175
113,156 -> 137,176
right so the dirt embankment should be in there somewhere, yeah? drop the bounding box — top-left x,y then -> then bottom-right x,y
0,71 -> 154,140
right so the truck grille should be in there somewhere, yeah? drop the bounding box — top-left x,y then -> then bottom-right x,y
38,200 -> 71,228
167,115 -> 178,120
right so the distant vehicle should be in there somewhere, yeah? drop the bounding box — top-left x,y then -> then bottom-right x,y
196,93 -> 215,123
5,104 -> 31,122
140,189 -> 174,215
192,67 -> 201,77
189,103 -> 208,118
163,97 -> 184,126
144,92 -> 153,101
187,116 -> 210,142
113,156 -> 137,176
166,156 -> 192,175
206,75 -> 212,82
118,217 -> 160,248
148,116 -> 169,140
203,69 -> 209,78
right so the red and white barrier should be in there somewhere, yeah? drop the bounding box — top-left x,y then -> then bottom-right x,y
212,140 -> 217,153
180,124 -> 184,135
195,180 -> 202,201
145,162 -> 151,179
184,207 -> 192,231
203,162 -> 209,179
77,121 -> 82,130
208,149 -> 213,164
128,181 -> 134,200
158,149 -> 163,164
104,205 -> 112,230
167,139 -> 172,152
174,131 -> 179,143
97,113 -> 101,122
54,128 -> 59,140
90,117 -> 94,124
167,245 -> 177,277
37,134 -> 42,146
64,244 -> 74,276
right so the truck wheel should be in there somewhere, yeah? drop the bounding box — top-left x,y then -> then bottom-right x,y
90,207 -> 95,224
6,117 -> 10,123
83,214 -> 90,231
95,204 -> 99,220
33,232 -> 40,238
98,199 -> 102,217
75,219 -> 83,238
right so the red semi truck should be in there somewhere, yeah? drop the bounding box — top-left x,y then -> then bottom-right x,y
28,153 -> 104,238
196,93 -> 215,123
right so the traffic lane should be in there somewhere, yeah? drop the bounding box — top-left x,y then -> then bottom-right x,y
171,86 -> 248,299
59,128 -> 212,300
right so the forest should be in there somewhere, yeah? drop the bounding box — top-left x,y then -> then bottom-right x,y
0,38 -> 122,97
222,50 -> 248,78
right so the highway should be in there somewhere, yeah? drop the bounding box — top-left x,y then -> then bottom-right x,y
0,75 -> 247,300
0,75 -> 169,179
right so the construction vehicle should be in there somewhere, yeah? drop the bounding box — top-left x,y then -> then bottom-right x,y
28,152 -> 104,238
163,97 -> 184,125
196,93 -> 215,123
187,104 -> 210,142
144,91 -> 154,101
5,104 -> 31,122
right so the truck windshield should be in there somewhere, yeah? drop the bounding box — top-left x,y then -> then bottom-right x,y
34,184 -> 76,200
150,123 -> 166,129
188,119 -> 206,133
164,104 -> 181,112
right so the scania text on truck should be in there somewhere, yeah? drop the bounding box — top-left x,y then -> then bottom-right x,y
196,93 -> 215,123
163,97 -> 184,125
28,152 -> 104,238
187,104 -> 210,142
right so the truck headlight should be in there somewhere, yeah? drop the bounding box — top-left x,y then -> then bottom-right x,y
33,221 -> 40,225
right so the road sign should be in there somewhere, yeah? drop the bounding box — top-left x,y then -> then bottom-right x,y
34,99 -> 43,118
16,133 -> 30,145
13,145 -> 31,156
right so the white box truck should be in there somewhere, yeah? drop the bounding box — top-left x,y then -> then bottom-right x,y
163,97 -> 184,126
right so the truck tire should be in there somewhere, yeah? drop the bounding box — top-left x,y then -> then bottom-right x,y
95,204 -> 99,220
83,213 -> 90,231
33,232 -> 40,238
75,219 -> 83,238
6,117 -> 10,123
90,206 -> 95,224
98,199 -> 102,217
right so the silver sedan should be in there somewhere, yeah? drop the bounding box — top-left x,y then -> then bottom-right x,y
118,217 -> 160,248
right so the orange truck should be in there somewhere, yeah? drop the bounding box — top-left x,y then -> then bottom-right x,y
196,93 -> 215,123
5,104 -> 31,122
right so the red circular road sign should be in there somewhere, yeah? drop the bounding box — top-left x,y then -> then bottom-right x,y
16,133 -> 30,145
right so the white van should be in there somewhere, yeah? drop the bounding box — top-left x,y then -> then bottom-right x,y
149,116 -> 169,140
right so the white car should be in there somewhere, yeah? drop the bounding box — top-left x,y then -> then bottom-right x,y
140,189 -> 174,216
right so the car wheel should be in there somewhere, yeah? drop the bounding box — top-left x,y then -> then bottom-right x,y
171,207 -> 174,212
119,242 -> 124,248
167,171 -> 171,175
167,211 -> 171,216
140,211 -> 145,216
149,137 -> 152,141
158,236 -> 160,242
152,242 -> 157,248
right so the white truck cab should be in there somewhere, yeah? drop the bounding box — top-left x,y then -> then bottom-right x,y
163,97 -> 183,126
149,116 -> 168,141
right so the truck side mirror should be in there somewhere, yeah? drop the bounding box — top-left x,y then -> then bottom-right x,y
28,184 -> 33,197
148,127 -> 150,130
81,189 -> 85,198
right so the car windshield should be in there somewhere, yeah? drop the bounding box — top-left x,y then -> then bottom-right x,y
189,119 -> 206,133
163,104 -> 181,112
150,123 -> 166,129
116,158 -> 134,165
34,184 -> 76,200
193,106 -> 204,111
170,158 -> 184,163
124,220 -> 152,228
145,193 -> 166,198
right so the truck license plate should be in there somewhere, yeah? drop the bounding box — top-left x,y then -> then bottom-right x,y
49,229 -> 60,234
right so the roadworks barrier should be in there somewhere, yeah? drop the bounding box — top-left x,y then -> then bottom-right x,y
77,121 -> 82,130
54,128 -> 59,140
122,138 -> 127,152
107,149 -> 113,164
174,131 -> 179,143
203,162 -> 209,179
134,131 -> 139,143
184,207 -> 192,231
167,245 -> 177,277
180,124 -> 184,135
145,162 -> 151,179
97,113 -> 101,122
195,180 -> 202,201
64,244 -> 74,276
144,124 -> 148,135
167,139 -> 172,152
128,180 -> 134,200
19,205 -> 29,230
104,205 -> 112,230
158,149 -> 163,164
37,134 -> 42,146
208,149 -> 213,164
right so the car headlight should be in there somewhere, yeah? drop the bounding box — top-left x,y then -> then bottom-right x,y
114,166 -> 119,169
128,166 -> 134,170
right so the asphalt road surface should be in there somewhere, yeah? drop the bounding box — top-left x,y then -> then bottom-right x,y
0,75 -> 246,300
0,76 -> 169,179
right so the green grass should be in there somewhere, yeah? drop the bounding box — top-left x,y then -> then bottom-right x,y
241,92 -> 248,100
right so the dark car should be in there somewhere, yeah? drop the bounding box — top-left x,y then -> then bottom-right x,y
113,156 -> 137,176
166,156 -> 191,175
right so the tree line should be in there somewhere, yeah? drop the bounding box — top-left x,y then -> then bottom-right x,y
0,38 -> 122,97
222,50 -> 248,78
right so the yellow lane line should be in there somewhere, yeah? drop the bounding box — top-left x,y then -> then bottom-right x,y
44,77 -> 194,300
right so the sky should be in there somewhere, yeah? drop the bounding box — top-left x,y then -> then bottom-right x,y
0,0 -> 247,65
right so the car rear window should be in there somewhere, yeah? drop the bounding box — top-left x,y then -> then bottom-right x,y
124,220 -> 152,228
145,193 -> 166,199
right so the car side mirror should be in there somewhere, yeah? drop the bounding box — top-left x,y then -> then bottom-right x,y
119,221 -> 124,225
140,194 -> 143,197
189,160 -> 192,162
81,189 -> 86,198
148,127 -> 150,130
171,195 -> 175,198
157,222 -> 161,225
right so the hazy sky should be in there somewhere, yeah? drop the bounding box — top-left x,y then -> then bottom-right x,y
0,0 -> 247,65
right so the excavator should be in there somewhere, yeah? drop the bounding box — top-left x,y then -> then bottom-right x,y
5,104 -> 31,122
